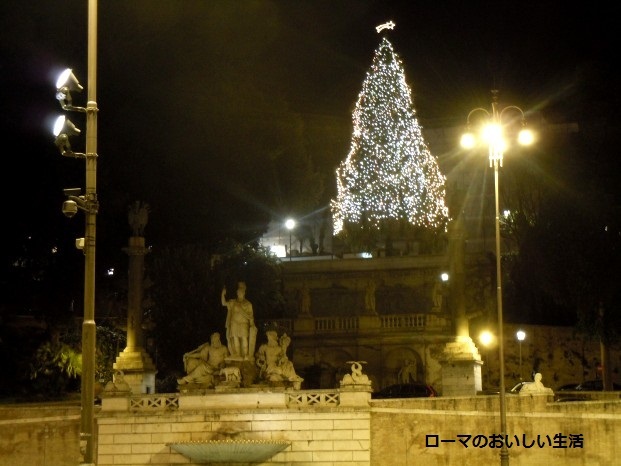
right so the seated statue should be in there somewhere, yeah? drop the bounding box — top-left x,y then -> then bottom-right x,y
178,332 -> 230,386
255,331 -> 303,387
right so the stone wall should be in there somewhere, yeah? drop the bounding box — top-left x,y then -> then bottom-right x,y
0,401 -> 82,466
371,395 -> 621,466
97,388 -> 371,465
3,389 -> 619,466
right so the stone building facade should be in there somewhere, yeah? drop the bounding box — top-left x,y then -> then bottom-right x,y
268,253 -> 620,395
277,254 -> 458,393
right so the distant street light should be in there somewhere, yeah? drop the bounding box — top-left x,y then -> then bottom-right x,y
285,218 -> 295,261
462,90 -> 534,466
516,330 -> 526,381
479,330 -> 494,347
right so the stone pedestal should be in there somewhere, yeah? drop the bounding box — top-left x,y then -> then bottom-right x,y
440,336 -> 483,396
113,348 -> 157,394
339,384 -> 372,407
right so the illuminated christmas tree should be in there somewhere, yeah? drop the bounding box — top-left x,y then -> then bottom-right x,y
331,25 -> 449,253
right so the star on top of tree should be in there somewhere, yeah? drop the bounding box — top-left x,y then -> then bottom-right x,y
375,21 -> 395,33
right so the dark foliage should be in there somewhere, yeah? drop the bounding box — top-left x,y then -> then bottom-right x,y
504,118 -> 621,341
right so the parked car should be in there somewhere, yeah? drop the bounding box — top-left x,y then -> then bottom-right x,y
554,392 -> 586,402
554,380 -> 621,402
478,381 -> 530,396
556,382 -> 580,391
477,388 -> 501,395
371,382 -> 438,399
509,381 -> 529,394
575,379 -> 621,391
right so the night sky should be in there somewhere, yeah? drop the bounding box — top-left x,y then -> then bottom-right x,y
1,1 -> 618,275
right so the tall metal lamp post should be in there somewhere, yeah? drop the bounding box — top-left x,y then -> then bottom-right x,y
461,90 -> 534,466
516,330 -> 526,381
285,218 -> 295,261
52,1 -> 99,464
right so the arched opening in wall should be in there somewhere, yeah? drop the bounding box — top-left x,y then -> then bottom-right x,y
292,348 -> 319,389
380,347 -> 423,389
315,348 -> 353,389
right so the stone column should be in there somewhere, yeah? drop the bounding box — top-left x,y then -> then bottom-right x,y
440,216 -> 483,396
113,202 -> 157,394
448,216 -> 468,338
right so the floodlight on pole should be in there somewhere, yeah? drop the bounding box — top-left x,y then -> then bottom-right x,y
461,89 -> 534,466
53,115 -> 84,158
56,68 -> 85,112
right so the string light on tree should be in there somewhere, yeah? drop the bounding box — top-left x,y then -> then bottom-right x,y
331,22 -> 449,244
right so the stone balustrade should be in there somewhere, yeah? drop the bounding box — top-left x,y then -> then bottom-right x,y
101,388 -> 354,412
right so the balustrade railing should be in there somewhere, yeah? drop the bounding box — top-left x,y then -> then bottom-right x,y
380,314 -> 427,328
259,313 -> 451,335
121,390 -> 342,412
129,394 -> 180,411
315,316 -> 359,331
286,390 -> 340,406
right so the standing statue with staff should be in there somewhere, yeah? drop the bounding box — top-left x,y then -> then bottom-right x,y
221,281 -> 257,360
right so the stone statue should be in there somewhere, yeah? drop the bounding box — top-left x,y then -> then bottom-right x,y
219,366 -> 242,386
255,330 -> 303,388
432,280 -> 443,311
104,370 -> 131,394
340,361 -> 371,386
519,372 -> 554,395
299,283 -> 311,315
365,280 -> 376,314
398,359 -> 416,384
128,201 -> 150,237
177,332 -> 229,386
222,282 -> 257,360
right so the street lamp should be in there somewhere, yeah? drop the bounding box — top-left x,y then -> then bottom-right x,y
285,218 -> 295,261
52,2 -> 99,464
479,330 -> 494,347
461,90 -> 534,466
516,330 -> 526,381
